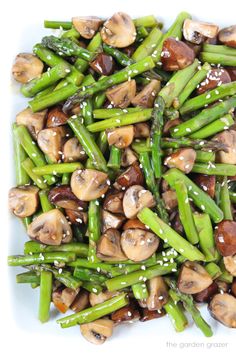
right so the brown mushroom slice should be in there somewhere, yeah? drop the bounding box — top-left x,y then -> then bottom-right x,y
197,68 -> 231,95
48,185 -> 87,210
97,228 -> 128,261
134,123 -> 150,138
164,148 -> 196,173
102,210 -> 125,232
231,279 -> 236,297
80,319 -> 113,345
218,25 -> 236,48
209,293 -> 236,328
12,53 -> 44,83
215,280 -> 230,294
183,19 -> 219,44
140,308 -> 166,322
37,126 -> 68,163
90,53 -> 115,76
46,106 -> 69,128
9,186 -> 39,218
101,12 -> 136,48
131,80 -> 161,108
123,185 -> 155,219
71,169 -> 109,201
52,287 -> 79,313
162,190 -> 178,211
192,174 -> 216,198
214,220 -> 236,256
103,191 -> 124,214
223,255 -> 236,276
72,16 -> 103,39
63,137 -> 86,162
226,67 -> 236,82
115,162 -> 144,190
170,211 -> 184,235
178,261 -> 213,294
89,290 -> 119,307
193,282 -> 219,303
163,118 -> 182,136
111,302 -> 140,323
65,209 -> 88,225
146,276 -> 169,311
161,38 -> 195,71
123,219 -> 147,231
214,130 -> 236,164
106,80 -> 136,108
70,289 -> 90,312
27,209 -> 72,245
16,108 -> 47,139
107,125 -> 134,149
121,229 -> 159,262
121,148 -> 138,167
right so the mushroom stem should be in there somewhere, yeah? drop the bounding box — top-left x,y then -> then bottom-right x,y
24,240 -> 88,257
57,293 -> 129,328
38,271 -> 52,323
88,200 -> 101,263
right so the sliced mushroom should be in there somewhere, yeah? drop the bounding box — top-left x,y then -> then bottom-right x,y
215,220 -> 236,256
231,279 -> 236,297
52,287 -> 79,313
140,308 -> 166,322
178,261 -> 213,294
46,106 -> 69,128
111,302 -> 140,323
102,209 -> 125,232
183,19 -> 219,44
90,53 -> 115,76
162,190 -> 178,211
12,53 -> 44,83
146,276 -> 169,311
218,25 -> 236,48
123,185 -> 155,219
37,126 -> 68,163
121,229 -> 159,262
72,16 -> 103,39
115,162 -> 144,190
9,186 -> 39,218
63,137 -> 86,162
123,218 -> 147,231
209,293 -> 236,328
226,67 -> 236,82
121,148 -> 138,167
89,290 -> 119,306
71,169 -> 109,201
134,123 -> 150,138
48,185 -> 87,210
197,68 -> 231,95
65,209 -> 88,225
103,191 -> 124,214
216,280 -> 230,294
107,125 -> 134,148
16,108 -> 47,139
214,130 -> 236,164
80,319 -> 113,345
192,174 -> 216,198
161,37 -> 195,71
163,118 -> 182,136
27,209 -> 72,245
131,80 -> 161,108
70,289 -> 90,312
170,211 -> 184,235
164,148 -> 196,173
101,12 -> 136,48
193,282 -> 219,303
97,228 -> 127,261
106,80 -> 136,108
223,255 -> 236,276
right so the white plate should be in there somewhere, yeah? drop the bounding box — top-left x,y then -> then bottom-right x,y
1,0 -> 236,353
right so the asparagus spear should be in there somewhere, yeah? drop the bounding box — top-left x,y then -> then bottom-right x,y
195,150 -> 215,163
163,298 -> 188,332
88,200 -> 101,263
8,252 -> 76,266
32,162 -> 83,175
134,15 -> 158,27
205,262 -> 222,279
132,283 -> 149,300
107,146 -> 122,170
13,123 -> 30,186
219,176 -> 233,220
16,271 -> 40,284
24,240 -> 88,257
138,208 -> 204,261
57,293 -> 129,328
103,44 -> 134,66
44,20 -> 72,29
73,267 -> 107,283
151,96 -> 165,178
189,114 -> 234,139
21,158 -> 48,189
202,44 -> 236,56
132,27 -> 163,61
163,168 -> 224,223
82,282 -> 103,294
192,162 -> 236,176
38,270 -> 52,323
171,96 -> 236,138
39,189 -> 54,212
68,259 -> 114,274
93,107 -> 142,119
97,131 -> 108,154
61,172 -> 71,184
200,52 -> 236,66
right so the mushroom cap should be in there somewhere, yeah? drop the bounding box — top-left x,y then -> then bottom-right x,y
48,185 -> 87,210
133,123 -> 150,138
63,137 -> 86,162
70,289 -> 90,312
89,290 -> 119,307
121,228 -> 159,262
111,302 -> 140,323
178,261 -> 213,294
223,255 -> 236,276
193,282 -> 219,303
90,53 -> 115,76
123,185 -> 155,219
162,190 -> 178,211
123,218 -> 147,231
65,209 -> 88,225
27,209 -> 72,245
12,53 -> 44,83
164,148 -> 197,173
183,19 -> 219,44
16,108 -> 47,139
107,125 -> 134,149
218,25 -> 236,48
197,68 -> 231,95
131,80 -> 161,108
102,209 -> 125,232
52,287 -> 79,313
37,126 -> 68,163
146,276 -> 169,311
72,16 -> 103,39
71,169 -> 109,201
103,191 -> 124,214
140,307 -> 166,322
46,106 -> 69,128
97,228 -> 128,261
214,220 -> 236,256
121,148 -> 138,167
209,293 -> 236,328
116,162 -> 144,189
9,186 -> 39,218
214,130 -> 236,164
106,80 -> 136,108
80,319 -> 113,345
192,174 -> 215,198
101,12 -> 136,48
